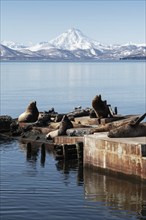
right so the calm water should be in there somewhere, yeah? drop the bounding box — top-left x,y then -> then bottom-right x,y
1,61 -> 146,117
0,61 -> 146,220
1,139 -> 146,220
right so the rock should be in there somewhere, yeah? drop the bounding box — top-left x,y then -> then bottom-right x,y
67,108 -> 90,118
0,115 -> 13,132
66,127 -> 94,136
10,121 -> 22,136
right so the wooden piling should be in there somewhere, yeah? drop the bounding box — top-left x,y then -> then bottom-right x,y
54,142 -> 84,160
114,107 -> 118,115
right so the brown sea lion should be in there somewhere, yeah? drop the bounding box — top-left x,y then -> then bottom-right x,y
108,122 -> 146,138
46,115 -> 73,140
92,115 -> 139,133
18,101 -> 39,123
49,122 -> 60,130
92,94 -> 110,118
108,114 -> 146,138
46,115 -> 73,139
58,115 -> 73,135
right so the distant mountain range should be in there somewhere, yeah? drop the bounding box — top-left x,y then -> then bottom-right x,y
1,28 -> 146,61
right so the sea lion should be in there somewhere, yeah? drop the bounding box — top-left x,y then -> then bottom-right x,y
18,101 -> 39,123
108,122 -> 146,138
46,129 -> 59,140
46,115 -> 73,140
92,94 -> 110,118
58,115 -> 73,135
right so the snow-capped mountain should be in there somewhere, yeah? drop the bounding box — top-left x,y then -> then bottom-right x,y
1,28 -> 146,61
50,28 -> 106,51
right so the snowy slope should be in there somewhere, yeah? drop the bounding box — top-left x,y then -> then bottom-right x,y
0,44 -> 26,58
28,42 -> 54,51
0,44 -> 44,60
1,41 -> 28,50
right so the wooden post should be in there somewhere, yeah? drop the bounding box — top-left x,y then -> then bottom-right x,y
107,105 -> 114,117
114,107 -> 118,115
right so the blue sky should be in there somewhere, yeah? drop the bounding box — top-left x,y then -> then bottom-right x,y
1,0 -> 146,44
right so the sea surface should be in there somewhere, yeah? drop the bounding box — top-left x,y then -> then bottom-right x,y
1,61 -> 146,117
0,61 -> 146,220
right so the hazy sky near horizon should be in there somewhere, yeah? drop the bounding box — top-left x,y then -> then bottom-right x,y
1,0 -> 146,45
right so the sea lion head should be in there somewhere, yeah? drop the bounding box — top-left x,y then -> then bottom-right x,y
92,95 -> 102,107
26,101 -> 38,113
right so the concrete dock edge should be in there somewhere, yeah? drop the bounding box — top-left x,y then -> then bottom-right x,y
84,132 -> 146,182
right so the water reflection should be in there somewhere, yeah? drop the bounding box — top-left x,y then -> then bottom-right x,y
19,142 -> 46,168
40,144 -> 46,167
1,138 -> 146,220
138,205 -> 146,219
18,141 -> 146,218
84,167 -> 146,219
20,141 -> 84,185
26,143 -> 39,162
55,159 -> 84,186
0,135 -> 16,149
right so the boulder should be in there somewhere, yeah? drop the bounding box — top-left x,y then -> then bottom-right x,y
0,116 -> 13,132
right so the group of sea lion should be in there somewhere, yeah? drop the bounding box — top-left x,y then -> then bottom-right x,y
17,95 -> 146,138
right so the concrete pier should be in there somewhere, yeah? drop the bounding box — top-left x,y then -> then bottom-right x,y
54,136 -> 84,145
84,132 -> 146,181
